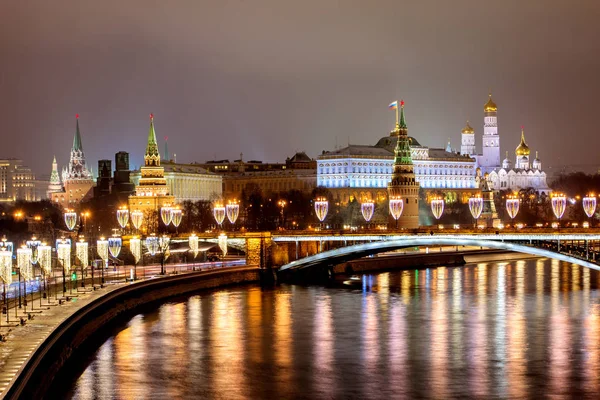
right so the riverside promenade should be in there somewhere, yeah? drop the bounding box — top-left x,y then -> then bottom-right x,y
0,262 -> 256,399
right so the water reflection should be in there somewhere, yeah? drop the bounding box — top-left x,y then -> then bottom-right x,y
68,258 -> 600,399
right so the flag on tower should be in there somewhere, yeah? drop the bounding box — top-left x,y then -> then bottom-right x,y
388,101 -> 398,110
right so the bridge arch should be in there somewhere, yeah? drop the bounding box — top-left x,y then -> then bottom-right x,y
278,237 -> 600,272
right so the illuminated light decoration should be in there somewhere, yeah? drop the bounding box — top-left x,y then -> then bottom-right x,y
145,236 -> 159,256
430,198 -> 445,220
361,201 -> 375,222
218,233 -> 228,257
64,210 -> 77,231
583,195 -> 597,219
131,210 -> 144,230
468,196 -> 484,220
314,197 -> 329,222
226,201 -> 240,224
116,207 -> 129,229
213,204 -> 226,226
76,240 -> 88,270
170,208 -> 183,228
57,242 -> 71,273
0,249 -> 12,284
160,205 -> 173,226
130,237 -> 142,264
26,237 -> 41,265
389,197 -> 404,221
159,236 -> 170,260
97,238 -> 109,263
189,234 -> 199,258
38,244 -> 52,275
18,247 -> 33,281
551,193 -> 567,220
108,237 -> 122,258
505,196 -> 520,220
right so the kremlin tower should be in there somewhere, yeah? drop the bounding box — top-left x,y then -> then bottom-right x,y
50,115 -> 94,208
460,121 -> 475,156
387,101 -> 420,229
479,93 -> 501,173
46,156 -> 62,198
128,114 -> 175,215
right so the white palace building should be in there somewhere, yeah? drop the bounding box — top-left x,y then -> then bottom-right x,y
317,94 -> 551,202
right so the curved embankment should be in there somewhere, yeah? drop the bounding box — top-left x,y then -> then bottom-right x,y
3,266 -> 260,400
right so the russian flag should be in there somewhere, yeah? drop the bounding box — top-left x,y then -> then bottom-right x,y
388,101 -> 398,110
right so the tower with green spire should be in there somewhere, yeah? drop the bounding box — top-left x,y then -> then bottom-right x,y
129,114 -> 174,211
387,101 -> 420,229
47,155 -> 63,196
63,114 -> 92,183
51,115 -> 94,209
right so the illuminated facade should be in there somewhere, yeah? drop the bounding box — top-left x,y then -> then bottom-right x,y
317,110 -> 477,203
0,159 -> 36,202
51,116 -> 94,208
194,152 -> 316,199
486,128 -> 551,194
128,114 -> 175,212
130,161 -> 222,202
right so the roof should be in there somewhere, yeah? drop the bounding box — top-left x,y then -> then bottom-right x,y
374,136 -> 422,152
428,148 -> 475,161
320,144 -> 393,158
288,151 -> 312,162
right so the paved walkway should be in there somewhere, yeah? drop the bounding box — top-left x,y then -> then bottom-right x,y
0,281 -> 125,398
0,260 -> 246,399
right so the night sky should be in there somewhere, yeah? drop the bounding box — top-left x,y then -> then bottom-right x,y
1,1 -> 599,177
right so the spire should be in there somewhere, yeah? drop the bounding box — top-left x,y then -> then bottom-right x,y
72,114 -> 83,151
163,136 -> 169,161
144,113 -> 161,167
399,100 -> 407,129
445,138 -> 452,152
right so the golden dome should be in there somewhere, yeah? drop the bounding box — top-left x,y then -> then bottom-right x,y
484,93 -> 497,112
461,120 -> 474,134
515,128 -> 530,156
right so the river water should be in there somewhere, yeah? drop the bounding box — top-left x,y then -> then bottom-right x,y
65,258 -> 600,399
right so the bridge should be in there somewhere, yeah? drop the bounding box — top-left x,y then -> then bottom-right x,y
272,233 -> 600,273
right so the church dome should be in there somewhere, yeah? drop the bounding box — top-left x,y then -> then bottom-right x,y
461,121 -> 474,134
502,151 -> 512,169
515,128 -> 530,156
484,93 -> 497,112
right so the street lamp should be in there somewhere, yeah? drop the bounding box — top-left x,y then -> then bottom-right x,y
226,200 -> 240,225
160,205 -> 173,227
389,196 -> 404,229
116,206 -> 129,230
551,193 -> 567,225
0,243 -> 12,321
131,210 -> 144,232
108,236 -> 122,281
213,203 -> 226,229
129,236 -> 142,280
314,197 -> 328,229
277,200 -> 286,228
17,247 -> 33,311
145,235 -> 159,256
468,196 -> 484,228
170,207 -> 182,233
430,197 -> 444,221
57,239 -> 71,294
159,235 -> 170,275
38,243 -> 51,299
76,238 -> 88,289
583,194 -> 596,226
506,195 -> 520,223
218,233 -> 228,258
64,209 -> 77,231
97,237 -> 108,287
361,201 -> 375,223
